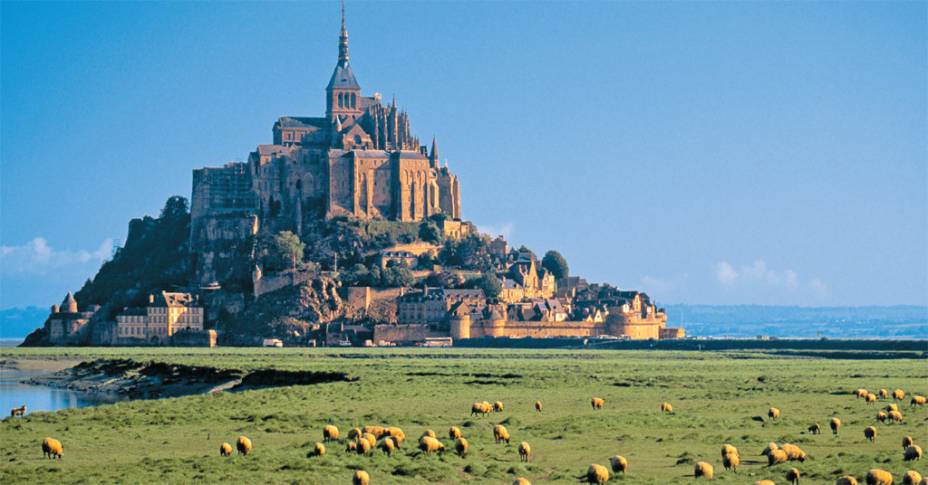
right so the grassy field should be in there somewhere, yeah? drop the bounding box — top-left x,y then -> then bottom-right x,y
1,348 -> 926,484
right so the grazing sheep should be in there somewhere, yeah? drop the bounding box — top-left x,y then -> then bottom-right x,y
40,437 -> 63,460
219,442 -> 233,457
518,441 -> 531,462
513,478 -> 532,485
591,397 -> 605,409
902,436 -> 914,450
887,404 -> 900,413
768,449 -> 789,466
762,442 -> 780,456
586,463 -> 610,484
352,469 -> 370,485
723,451 -> 740,471
864,426 -> 877,442
346,440 -> 358,453
903,471 -> 923,485
786,467 -> 801,484
420,429 -> 436,439
721,444 -> 739,458
808,423 -> 821,434
323,424 -> 339,442
830,417 -> 842,435
911,395 -> 926,407
866,393 -> 878,404
386,427 -> 406,447
348,427 -> 363,440
378,437 -> 395,456
312,442 -> 326,457
877,411 -> 888,422
879,389 -> 889,399
610,455 -> 628,474
236,436 -> 253,455
694,461 -> 714,480
769,407 -> 781,420
363,433 -> 378,448
363,425 -> 386,438
755,481 -> 775,485
836,476 -> 859,485
904,444 -> 923,461
890,410 -> 904,423
857,389 -> 869,399
494,424 -> 511,444
494,401 -> 505,412
535,401 -> 543,412
419,436 -> 445,454
10,405 -> 25,417
894,389 -> 906,401
471,402 -> 492,416
780,443 -> 807,462
866,469 -> 894,485
455,437 -> 469,457
449,426 -> 462,441
661,402 -> 674,414
356,437 -> 373,455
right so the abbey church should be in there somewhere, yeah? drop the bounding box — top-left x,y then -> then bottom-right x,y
190,6 -> 461,284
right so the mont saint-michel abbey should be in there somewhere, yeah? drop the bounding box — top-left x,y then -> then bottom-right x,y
190,8 -> 461,285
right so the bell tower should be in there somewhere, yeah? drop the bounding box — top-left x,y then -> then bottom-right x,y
326,1 -> 362,123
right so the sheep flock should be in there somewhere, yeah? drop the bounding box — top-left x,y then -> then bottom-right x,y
14,355 -> 927,485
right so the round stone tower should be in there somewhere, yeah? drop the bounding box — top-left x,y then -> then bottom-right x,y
450,313 -> 471,340
605,305 -> 628,337
61,292 -> 78,313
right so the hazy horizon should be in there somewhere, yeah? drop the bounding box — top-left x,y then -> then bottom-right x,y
2,1 -> 925,310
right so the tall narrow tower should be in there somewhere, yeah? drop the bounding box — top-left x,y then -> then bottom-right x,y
326,1 -> 362,123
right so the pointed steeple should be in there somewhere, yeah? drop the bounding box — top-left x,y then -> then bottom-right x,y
326,0 -> 360,122
338,0 -> 349,65
429,136 -> 439,168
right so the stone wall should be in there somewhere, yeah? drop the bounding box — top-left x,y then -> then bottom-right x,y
254,267 -> 316,298
373,324 -> 444,343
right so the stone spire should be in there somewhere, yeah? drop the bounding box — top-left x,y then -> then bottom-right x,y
338,0 -> 349,65
429,136 -> 439,168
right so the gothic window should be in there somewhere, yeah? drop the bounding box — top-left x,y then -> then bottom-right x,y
351,93 -> 357,108
338,93 -> 343,108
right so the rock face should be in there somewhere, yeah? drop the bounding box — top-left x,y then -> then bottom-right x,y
222,277 -> 354,345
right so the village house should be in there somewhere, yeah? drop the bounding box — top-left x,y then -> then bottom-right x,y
115,291 -> 205,344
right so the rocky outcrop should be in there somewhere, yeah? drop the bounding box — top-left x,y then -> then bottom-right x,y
221,276 -> 355,345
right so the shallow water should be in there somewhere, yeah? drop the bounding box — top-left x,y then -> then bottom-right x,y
0,368 -> 116,413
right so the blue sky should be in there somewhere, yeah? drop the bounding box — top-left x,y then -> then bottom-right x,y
1,1 -> 925,309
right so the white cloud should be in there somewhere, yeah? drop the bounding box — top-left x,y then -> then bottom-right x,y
715,259 -> 822,293
0,237 -> 113,275
476,222 -> 514,241
716,262 -> 738,284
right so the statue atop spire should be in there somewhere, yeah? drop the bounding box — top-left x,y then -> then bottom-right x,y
338,0 -> 349,65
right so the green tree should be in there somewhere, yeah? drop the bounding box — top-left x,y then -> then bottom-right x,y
418,221 -> 443,244
542,250 -> 569,280
262,231 -> 305,271
380,266 -> 415,287
472,272 -> 502,298
160,195 -> 189,220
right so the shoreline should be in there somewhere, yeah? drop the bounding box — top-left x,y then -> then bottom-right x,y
12,357 -> 355,402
